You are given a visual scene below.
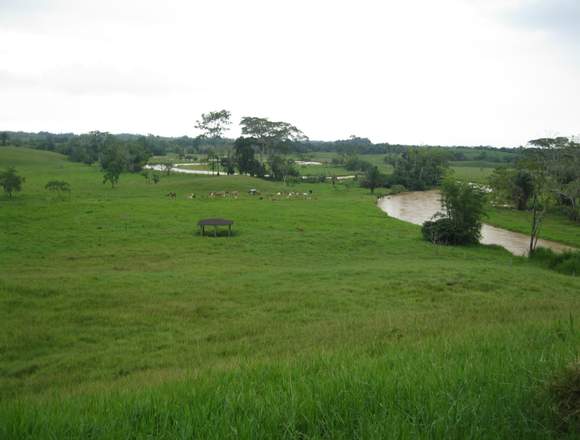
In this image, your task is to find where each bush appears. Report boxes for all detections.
[422,178,486,245]
[389,184,407,195]
[344,157,373,173]
[529,247,580,276]
[45,180,71,199]
[421,217,479,245]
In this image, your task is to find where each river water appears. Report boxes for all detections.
[378,190,575,256]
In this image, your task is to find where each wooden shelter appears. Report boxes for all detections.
[198,218,234,237]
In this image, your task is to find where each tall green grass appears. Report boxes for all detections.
[2,323,579,439]
[1,147,579,438]
[530,248,580,276]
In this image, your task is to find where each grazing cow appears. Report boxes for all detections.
[230,191,239,199]
[166,192,176,199]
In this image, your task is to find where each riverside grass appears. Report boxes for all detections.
[1,147,580,438]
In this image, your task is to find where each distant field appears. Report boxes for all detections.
[1,147,579,438]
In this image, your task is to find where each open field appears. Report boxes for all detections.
[1,147,580,438]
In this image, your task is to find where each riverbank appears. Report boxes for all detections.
[486,206,580,249]
[378,190,576,256]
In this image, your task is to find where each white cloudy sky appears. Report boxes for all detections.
[0,0,578,146]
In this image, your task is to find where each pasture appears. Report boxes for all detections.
[1,147,579,438]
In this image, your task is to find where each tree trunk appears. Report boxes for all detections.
[529,194,538,254]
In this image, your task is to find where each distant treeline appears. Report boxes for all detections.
[1,131,520,163]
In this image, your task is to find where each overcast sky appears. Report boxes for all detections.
[0,0,578,146]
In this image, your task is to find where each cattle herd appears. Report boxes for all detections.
[166,189,315,201]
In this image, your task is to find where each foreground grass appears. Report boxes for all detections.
[2,324,579,439]
[1,147,580,438]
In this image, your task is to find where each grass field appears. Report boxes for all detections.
[1,147,580,438]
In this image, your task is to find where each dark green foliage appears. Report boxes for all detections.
[240,116,308,159]
[389,184,407,194]
[45,180,71,199]
[513,169,534,209]
[389,148,449,190]
[268,155,299,181]
[0,167,24,198]
[0,131,8,146]
[360,166,384,194]
[525,137,580,221]
[233,137,262,176]
[422,217,462,244]
[489,168,534,210]
[422,178,487,245]
[100,143,127,188]
[344,156,373,173]
[529,247,580,276]
[220,155,236,175]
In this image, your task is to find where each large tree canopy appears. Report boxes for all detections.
[195,110,232,139]
[240,116,308,157]
[0,167,25,199]
[388,148,449,190]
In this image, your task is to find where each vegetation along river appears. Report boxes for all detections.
[378,190,575,256]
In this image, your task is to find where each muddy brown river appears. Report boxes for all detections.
[378,190,575,256]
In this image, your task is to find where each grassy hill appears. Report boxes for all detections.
[1,147,579,438]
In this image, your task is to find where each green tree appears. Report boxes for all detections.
[0,132,8,146]
[141,170,152,184]
[195,110,232,139]
[267,155,299,182]
[206,150,220,175]
[233,137,262,176]
[220,153,236,175]
[389,148,449,190]
[361,166,384,194]
[161,160,174,176]
[100,143,127,188]
[0,167,25,199]
[45,180,71,199]
[422,177,486,245]
[488,167,534,210]
[240,116,307,160]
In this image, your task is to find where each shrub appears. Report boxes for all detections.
[45,180,71,199]
[529,247,580,276]
[421,217,478,245]
[422,178,486,245]
[389,184,407,195]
